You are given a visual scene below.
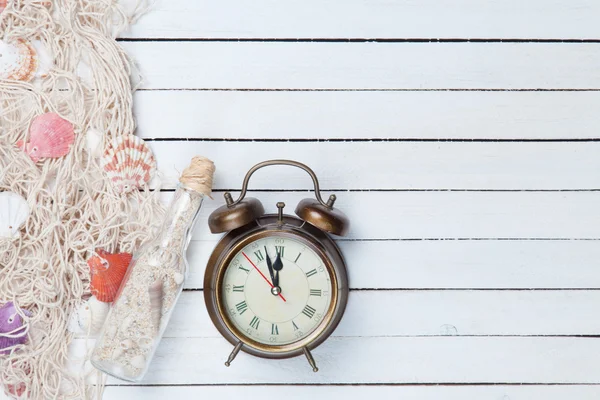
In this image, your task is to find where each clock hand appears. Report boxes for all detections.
[242,252,286,302]
[264,246,276,286]
[273,249,283,289]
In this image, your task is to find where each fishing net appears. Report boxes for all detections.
[0,0,163,398]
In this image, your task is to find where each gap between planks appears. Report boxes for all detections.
[118,38,600,43]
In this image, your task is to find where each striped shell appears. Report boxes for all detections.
[88,249,133,302]
[0,39,37,82]
[72,296,110,335]
[0,39,51,82]
[101,135,156,194]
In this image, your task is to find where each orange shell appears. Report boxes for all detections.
[88,249,133,302]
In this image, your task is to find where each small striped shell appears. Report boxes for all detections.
[0,39,37,82]
[101,135,156,194]
[70,296,110,335]
[0,39,51,82]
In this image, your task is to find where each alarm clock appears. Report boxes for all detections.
[204,160,349,372]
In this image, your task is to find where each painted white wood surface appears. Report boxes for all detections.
[91,337,600,384]
[150,141,600,190]
[120,0,600,39]
[123,42,600,90]
[134,91,600,140]
[161,290,600,337]
[52,0,600,398]
[105,385,600,400]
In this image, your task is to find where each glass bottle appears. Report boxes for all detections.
[91,157,214,382]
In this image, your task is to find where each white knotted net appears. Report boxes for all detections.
[0,1,164,398]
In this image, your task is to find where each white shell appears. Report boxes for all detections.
[0,39,51,81]
[138,336,153,349]
[75,296,110,335]
[111,346,125,361]
[130,354,146,369]
[31,39,52,78]
[148,280,163,332]
[85,128,104,158]
[0,191,30,239]
[0,39,36,81]
[173,272,184,285]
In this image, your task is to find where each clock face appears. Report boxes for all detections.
[221,235,333,346]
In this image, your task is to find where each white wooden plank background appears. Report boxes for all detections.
[24,0,600,398]
[120,0,600,39]
[134,91,600,139]
[123,42,600,90]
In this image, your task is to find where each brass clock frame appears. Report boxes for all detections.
[204,214,349,369]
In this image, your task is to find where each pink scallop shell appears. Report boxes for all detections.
[0,0,7,14]
[17,113,75,162]
[101,134,156,193]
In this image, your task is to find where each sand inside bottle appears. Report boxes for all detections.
[91,191,202,380]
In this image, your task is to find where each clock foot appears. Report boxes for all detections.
[224,341,244,367]
[303,347,319,372]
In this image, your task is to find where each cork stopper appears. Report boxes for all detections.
[179,156,216,197]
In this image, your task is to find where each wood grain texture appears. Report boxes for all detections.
[89,337,600,384]
[150,141,600,190]
[184,240,600,289]
[160,290,600,338]
[120,0,600,39]
[164,191,600,240]
[122,42,600,90]
[134,90,600,140]
[103,385,600,400]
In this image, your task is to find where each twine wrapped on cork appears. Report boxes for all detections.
[179,156,216,198]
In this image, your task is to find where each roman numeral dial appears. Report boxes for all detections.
[222,236,333,346]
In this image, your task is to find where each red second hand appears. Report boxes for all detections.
[242,252,286,302]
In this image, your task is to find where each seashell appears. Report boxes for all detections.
[0,39,51,82]
[173,272,184,285]
[0,39,37,82]
[101,134,156,194]
[0,302,31,355]
[138,336,153,349]
[85,127,104,157]
[0,191,29,239]
[31,39,52,78]
[148,280,163,332]
[0,0,6,14]
[111,346,124,361]
[119,339,134,350]
[130,354,146,369]
[74,296,109,335]
[17,113,75,162]
[88,249,133,302]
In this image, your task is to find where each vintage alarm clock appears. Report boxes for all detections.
[204,160,349,372]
